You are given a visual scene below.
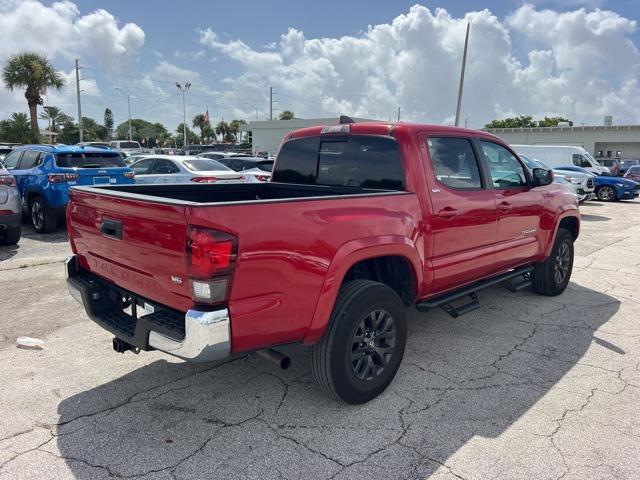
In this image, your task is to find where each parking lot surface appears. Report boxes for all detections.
[1,201,639,479]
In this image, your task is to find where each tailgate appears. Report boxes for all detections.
[67,188,193,312]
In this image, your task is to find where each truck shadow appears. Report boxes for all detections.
[55,283,619,479]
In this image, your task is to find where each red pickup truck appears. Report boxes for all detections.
[66,121,579,404]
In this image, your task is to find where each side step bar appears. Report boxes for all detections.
[416,266,534,318]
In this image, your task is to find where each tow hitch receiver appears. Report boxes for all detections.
[112,337,139,354]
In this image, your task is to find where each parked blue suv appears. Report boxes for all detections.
[1,145,135,233]
[556,165,639,202]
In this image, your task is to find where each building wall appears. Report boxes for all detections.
[241,117,374,154]
[486,125,640,159]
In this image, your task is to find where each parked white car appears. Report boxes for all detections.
[520,155,595,202]
[129,155,245,184]
[513,144,609,175]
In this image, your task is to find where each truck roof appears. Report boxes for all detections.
[285,121,502,142]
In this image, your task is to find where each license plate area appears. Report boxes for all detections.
[93,176,110,185]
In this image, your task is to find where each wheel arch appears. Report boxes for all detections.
[302,236,422,345]
[543,212,580,257]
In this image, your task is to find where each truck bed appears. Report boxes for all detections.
[71,182,401,205]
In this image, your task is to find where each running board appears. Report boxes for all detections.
[416,266,534,318]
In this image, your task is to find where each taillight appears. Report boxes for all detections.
[123,171,135,179]
[0,175,16,187]
[191,176,218,183]
[186,226,238,304]
[48,173,78,183]
[255,174,269,182]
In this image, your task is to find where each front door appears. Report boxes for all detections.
[477,140,544,270]
[420,135,498,294]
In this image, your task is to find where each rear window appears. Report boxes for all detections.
[55,153,126,168]
[273,135,404,190]
[257,160,274,172]
[119,142,140,149]
[183,159,231,171]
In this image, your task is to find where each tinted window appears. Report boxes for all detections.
[183,159,231,171]
[119,142,140,149]
[18,151,42,169]
[56,153,126,168]
[200,153,224,160]
[257,160,274,172]
[150,159,180,174]
[572,154,591,168]
[1,150,22,169]
[273,136,404,190]
[427,137,482,189]
[480,141,528,188]
[131,158,154,175]
[628,166,640,173]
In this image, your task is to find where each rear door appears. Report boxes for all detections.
[11,150,44,200]
[130,158,155,184]
[148,158,184,183]
[420,135,498,293]
[477,140,544,270]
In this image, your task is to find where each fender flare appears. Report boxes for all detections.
[542,208,580,257]
[302,235,423,345]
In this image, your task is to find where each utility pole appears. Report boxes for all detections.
[75,59,83,142]
[397,106,401,122]
[454,22,470,127]
[269,86,273,121]
[176,82,191,148]
[115,87,132,140]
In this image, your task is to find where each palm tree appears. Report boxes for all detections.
[0,113,32,143]
[279,110,295,120]
[229,119,247,142]
[2,52,65,132]
[39,106,72,133]
[215,120,230,142]
[192,114,209,143]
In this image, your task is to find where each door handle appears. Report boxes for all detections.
[498,202,512,212]
[437,207,459,219]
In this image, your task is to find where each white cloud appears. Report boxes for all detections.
[199,4,640,126]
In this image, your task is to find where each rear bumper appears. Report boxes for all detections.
[0,212,21,229]
[65,255,230,362]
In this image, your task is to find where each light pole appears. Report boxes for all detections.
[176,82,191,148]
[115,87,132,141]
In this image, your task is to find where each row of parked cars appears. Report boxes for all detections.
[0,143,275,245]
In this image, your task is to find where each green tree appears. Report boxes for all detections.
[278,110,295,120]
[192,113,211,143]
[2,52,65,133]
[39,106,72,133]
[104,108,114,139]
[0,112,39,143]
[537,116,573,127]
[57,116,107,144]
[176,123,199,145]
[229,119,247,142]
[114,119,169,147]
[216,120,234,142]
[484,115,536,129]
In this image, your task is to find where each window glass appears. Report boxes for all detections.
[183,159,231,171]
[18,151,42,169]
[1,150,22,169]
[480,141,528,188]
[131,158,154,175]
[273,136,321,184]
[256,160,274,172]
[118,141,140,149]
[55,153,126,168]
[427,137,482,189]
[150,159,180,174]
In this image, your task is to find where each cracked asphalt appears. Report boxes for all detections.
[1,200,639,479]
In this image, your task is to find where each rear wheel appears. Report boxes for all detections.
[30,197,57,233]
[0,225,21,245]
[532,228,574,296]
[596,185,616,202]
[311,280,407,404]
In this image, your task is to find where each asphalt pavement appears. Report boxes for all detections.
[1,201,639,479]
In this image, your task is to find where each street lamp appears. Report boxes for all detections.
[176,82,191,148]
[115,87,132,141]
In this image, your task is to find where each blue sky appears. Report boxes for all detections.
[1,1,639,131]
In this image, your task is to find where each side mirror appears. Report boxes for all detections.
[533,168,554,186]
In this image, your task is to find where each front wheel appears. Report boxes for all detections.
[596,185,616,202]
[532,228,574,296]
[311,280,407,404]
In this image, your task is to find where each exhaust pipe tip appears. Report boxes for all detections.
[257,348,291,370]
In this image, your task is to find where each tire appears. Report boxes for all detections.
[596,185,616,202]
[532,228,574,296]
[30,197,57,233]
[311,280,407,404]
[0,225,21,245]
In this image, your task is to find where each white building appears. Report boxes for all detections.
[240,117,375,155]
[485,124,640,160]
